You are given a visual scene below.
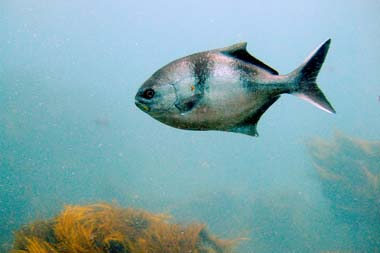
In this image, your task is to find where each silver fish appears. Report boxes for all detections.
[135,39,335,137]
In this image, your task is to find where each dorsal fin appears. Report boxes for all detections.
[219,42,279,75]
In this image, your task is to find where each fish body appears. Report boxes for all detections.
[135,39,335,136]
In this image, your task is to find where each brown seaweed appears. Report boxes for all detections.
[12,203,235,253]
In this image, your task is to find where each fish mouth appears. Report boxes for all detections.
[135,100,150,112]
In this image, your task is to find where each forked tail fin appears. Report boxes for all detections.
[290,39,336,114]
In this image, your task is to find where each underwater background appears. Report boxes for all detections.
[0,0,379,252]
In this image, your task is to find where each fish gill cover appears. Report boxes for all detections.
[11,203,236,253]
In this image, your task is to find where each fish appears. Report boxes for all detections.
[135,39,335,137]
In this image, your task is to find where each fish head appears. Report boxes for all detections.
[136,57,205,129]
[135,66,181,119]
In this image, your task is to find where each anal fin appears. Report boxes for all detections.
[229,124,259,137]
[228,95,280,137]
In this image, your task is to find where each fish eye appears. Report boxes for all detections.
[143,88,155,99]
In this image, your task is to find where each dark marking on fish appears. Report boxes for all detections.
[234,62,258,91]
[191,54,212,89]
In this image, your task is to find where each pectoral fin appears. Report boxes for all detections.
[175,93,203,114]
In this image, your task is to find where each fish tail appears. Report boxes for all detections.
[289,39,336,114]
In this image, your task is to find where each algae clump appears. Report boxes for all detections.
[308,132,380,250]
[12,203,234,253]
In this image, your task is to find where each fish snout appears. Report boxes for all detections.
[135,95,151,112]
[134,90,152,112]
[135,101,150,112]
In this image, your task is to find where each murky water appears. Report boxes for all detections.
[1,1,379,252]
